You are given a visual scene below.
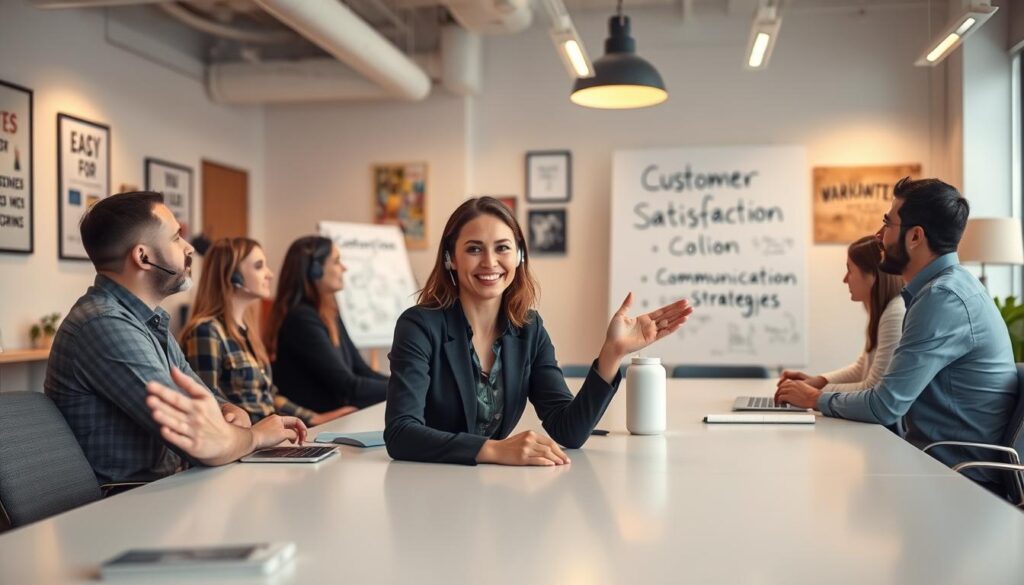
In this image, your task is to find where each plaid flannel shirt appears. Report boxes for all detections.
[182,317,315,425]
[45,275,225,485]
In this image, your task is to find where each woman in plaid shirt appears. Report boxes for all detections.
[181,238,356,427]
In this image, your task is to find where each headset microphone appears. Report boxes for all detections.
[141,254,177,276]
[230,271,256,296]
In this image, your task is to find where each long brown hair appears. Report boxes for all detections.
[419,197,539,328]
[180,237,271,367]
[848,235,903,353]
[264,236,339,357]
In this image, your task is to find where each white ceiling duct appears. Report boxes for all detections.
[207,41,486,105]
[445,0,532,34]
[209,58,396,104]
[253,0,431,101]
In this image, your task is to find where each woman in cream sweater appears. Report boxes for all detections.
[780,235,905,393]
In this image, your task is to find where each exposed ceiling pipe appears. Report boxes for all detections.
[207,34,487,105]
[444,0,532,34]
[158,2,297,44]
[253,0,431,101]
[209,58,397,104]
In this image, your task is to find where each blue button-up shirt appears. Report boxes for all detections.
[46,275,222,485]
[817,253,1018,484]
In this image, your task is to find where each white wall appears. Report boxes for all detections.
[0,2,265,389]
[264,3,938,373]
[262,95,469,280]
[961,0,1016,297]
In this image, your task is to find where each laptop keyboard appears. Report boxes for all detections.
[746,396,776,409]
[258,446,335,458]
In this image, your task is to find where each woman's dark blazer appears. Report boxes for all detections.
[384,302,622,465]
[273,302,389,412]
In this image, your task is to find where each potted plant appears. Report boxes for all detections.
[30,312,61,350]
[994,297,1024,362]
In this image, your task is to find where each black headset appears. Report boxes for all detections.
[306,237,332,282]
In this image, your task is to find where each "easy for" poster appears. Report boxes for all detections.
[58,113,109,260]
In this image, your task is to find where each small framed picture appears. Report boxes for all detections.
[145,158,194,238]
[526,151,571,203]
[528,209,567,256]
[494,195,517,216]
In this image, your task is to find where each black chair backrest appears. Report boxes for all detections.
[1001,364,1024,504]
[671,365,771,379]
[0,392,102,530]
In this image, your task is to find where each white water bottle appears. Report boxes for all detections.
[626,356,666,435]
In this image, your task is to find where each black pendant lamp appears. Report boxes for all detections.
[570,0,667,109]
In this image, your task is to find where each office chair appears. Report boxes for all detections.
[0,392,103,531]
[671,365,771,379]
[923,363,1024,508]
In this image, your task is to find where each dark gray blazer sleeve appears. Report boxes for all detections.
[528,314,621,449]
[384,310,488,464]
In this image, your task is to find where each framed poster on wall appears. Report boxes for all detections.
[526,150,571,203]
[0,79,33,254]
[528,208,567,255]
[58,113,110,260]
[145,158,194,238]
[812,164,922,244]
[373,162,427,249]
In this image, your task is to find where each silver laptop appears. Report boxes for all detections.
[240,445,338,463]
[732,396,809,412]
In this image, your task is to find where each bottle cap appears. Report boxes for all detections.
[631,356,661,365]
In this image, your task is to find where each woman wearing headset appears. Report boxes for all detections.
[265,236,389,413]
[181,238,356,426]
[385,197,693,466]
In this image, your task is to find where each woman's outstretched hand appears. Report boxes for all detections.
[595,293,693,382]
[604,292,693,357]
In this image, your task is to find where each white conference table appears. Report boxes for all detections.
[2,378,1023,584]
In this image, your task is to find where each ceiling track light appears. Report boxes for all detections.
[745,0,781,70]
[915,0,997,67]
[541,0,595,79]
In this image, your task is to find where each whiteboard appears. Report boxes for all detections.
[318,222,418,348]
[610,146,808,367]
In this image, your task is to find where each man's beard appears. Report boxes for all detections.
[151,251,193,296]
[878,236,910,275]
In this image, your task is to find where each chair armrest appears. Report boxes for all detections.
[952,461,1024,473]
[922,441,1020,464]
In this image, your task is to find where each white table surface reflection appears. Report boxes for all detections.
[1,378,1022,584]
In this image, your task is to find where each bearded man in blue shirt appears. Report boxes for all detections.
[777,177,1018,496]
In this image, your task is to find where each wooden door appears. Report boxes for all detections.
[201,160,248,239]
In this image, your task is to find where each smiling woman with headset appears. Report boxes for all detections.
[264,236,390,415]
[180,238,356,427]
[384,197,693,466]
